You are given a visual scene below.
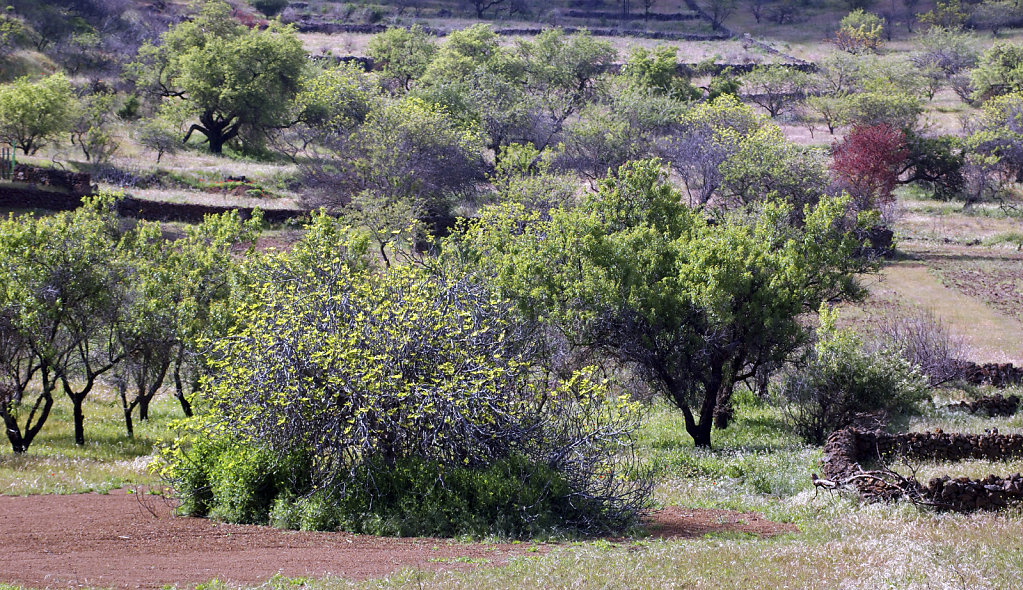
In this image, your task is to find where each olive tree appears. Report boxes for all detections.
[452,160,878,448]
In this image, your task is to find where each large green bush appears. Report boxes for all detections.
[159,218,648,538]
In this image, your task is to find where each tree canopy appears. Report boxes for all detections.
[451,160,878,448]
[132,0,307,153]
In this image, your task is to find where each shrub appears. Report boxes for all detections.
[835,10,884,54]
[867,306,969,387]
[251,0,288,17]
[160,221,649,537]
[781,307,930,445]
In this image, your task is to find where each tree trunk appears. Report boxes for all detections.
[121,392,134,439]
[173,360,194,418]
[72,395,85,446]
[2,382,55,453]
[139,396,150,421]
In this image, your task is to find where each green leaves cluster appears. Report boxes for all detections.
[452,160,877,448]
[0,73,76,155]
[0,199,261,451]
[131,0,306,153]
[781,307,930,445]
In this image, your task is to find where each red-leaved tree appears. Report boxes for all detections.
[831,124,909,220]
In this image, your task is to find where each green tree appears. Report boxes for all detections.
[0,73,76,155]
[453,160,877,448]
[367,25,436,92]
[304,97,486,248]
[657,94,766,205]
[131,0,307,153]
[622,45,700,100]
[69,92,119,163]
[739,66,811,118]
[0,198,133,449]
[916,0,968,30]
[971,43,1023,103]
[835,9,885,53]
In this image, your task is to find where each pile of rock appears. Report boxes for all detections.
[819,428,1023,511]
[947,394,1021,417]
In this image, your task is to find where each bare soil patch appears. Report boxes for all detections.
[0,490,793,589]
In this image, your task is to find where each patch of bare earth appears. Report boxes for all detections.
[0,490,793,589]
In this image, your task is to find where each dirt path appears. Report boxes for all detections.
[0,490,795,589]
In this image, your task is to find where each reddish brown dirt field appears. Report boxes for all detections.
[0,490,796,589]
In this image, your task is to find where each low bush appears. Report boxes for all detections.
[781,307,931,445]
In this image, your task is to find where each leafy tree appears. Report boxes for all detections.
[69,91,119,163]
[966,92,1023,196]
[131,0,307,153]
[250,0,288,17]
[367,25,436,92]
[739,66,811,118]
[490,143,577,211]
[657,94,766,205]
[165,211,263,418]
[469,0,508,18]
[0,73,76,155]
[912,26,978,83]
[805,94,852,135]
[135,116,181,163]
[844,85,924,131]
[294,62,377,137]
[901,133,965,199]
[831,124,909,218]
[814,53,864,95]
[622,45,700,100]
[970,0,1023,36]
[706,0,737,30]
[916,0,968,29]
[304,97,486,244]
[453,160,877,448]
[706,67,741,101]
[0,198,133,449]
[835,10,885,54]
[562,84,684,180]
[971,43,1023,103]
[418,28,614,157]
[421,24,508,87]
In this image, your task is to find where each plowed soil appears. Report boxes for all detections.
[0,489,796,589]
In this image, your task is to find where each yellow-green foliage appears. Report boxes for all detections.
[161,216,648,535]
[0,72,76,154]
[836,10,884,54]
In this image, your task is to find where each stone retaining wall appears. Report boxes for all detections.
[947,394,1021,417]
[959,362,1023,388]
[821,428,1023,511]
[11,165,92,196]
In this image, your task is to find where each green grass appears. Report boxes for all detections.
[0,390,180,495]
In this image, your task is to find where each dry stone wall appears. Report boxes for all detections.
[821,428,1023,511]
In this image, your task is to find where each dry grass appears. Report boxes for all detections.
[860,255,1023,364]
